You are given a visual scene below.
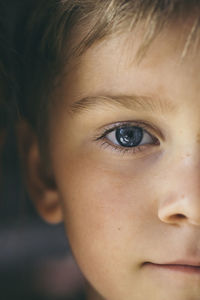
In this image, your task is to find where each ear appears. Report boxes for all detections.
[17,120,63,224]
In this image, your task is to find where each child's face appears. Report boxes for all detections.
[35,22,200,300]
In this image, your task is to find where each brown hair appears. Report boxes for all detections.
[17,0,200,139]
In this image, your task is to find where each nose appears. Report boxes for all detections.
[158,194,200,226]
[158,157,200,227]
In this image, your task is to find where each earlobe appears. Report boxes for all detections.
[17,121,63,224]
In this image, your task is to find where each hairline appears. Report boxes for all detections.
[20,1,200,148]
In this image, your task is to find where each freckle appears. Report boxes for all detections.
[118,227,121,231]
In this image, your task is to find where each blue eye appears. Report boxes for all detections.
[95,121,160,155]
[106,126,154,148]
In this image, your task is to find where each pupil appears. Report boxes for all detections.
[116,126,143,147]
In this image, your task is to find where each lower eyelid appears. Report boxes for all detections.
[98,139,156,156]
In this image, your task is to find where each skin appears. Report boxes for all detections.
[34,22,200,300]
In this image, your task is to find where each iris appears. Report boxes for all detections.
[115,126,143,147]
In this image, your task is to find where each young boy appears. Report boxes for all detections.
[18,0,200,299]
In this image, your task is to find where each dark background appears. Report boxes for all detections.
[1,1,84,299]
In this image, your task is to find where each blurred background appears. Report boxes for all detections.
[0,1,85,299]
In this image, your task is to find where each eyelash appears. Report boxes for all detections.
[94,121,160,155]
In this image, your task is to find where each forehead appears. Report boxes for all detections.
[59,22,200,109]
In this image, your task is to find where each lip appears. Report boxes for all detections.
[144,261,200,274]
[163,260,200,267]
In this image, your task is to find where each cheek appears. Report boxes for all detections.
[53,153,157,253]
[51,151,161,298]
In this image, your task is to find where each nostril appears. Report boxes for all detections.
[171,214,187,222]
[175,214,186,219]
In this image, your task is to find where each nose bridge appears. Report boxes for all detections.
[168,149,200,192]
[158,151,200,226]
[179,152,200,192]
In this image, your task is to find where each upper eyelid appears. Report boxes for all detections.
[95,120,162,141]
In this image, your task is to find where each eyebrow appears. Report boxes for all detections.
[70,94,177,115]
